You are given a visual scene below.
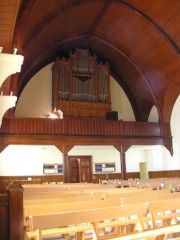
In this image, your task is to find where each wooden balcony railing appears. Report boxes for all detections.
[0,117,171,138]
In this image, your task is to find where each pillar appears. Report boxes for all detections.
[120,151,127,180]
[56,145,74,183]
[114,145,130,180]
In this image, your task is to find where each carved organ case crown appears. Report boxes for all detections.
[52,49,111,118]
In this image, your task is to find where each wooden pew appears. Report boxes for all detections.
[24,183,180,240]
[25,203,147,240]
[23,189,179,206]
[148,198,180,229]
[23,184,149,195]
[24,192,180,216]
[23,187,153,206]
[24,191,180,239]
[120,178,180,190]
[23,183,115,193]
[108,224,180,240]
[24,193,180,239]
[23,185,161,200]
[23,186,141,199]
[25,200,180,240]
[109,198,180,240]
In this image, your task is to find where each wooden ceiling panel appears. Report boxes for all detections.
[123,0,180,50]
[23,1,107,49]
[0,0,179,122]
[94,2,132,35]
[24,0,65,39]
[95,2,175,64]
[0,0,21,52]
[92,1,177,117]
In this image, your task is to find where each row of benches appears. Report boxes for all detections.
[37,178,180,190]
[102,178,180,190]
[23,183,180,240]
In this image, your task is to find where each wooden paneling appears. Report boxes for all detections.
[0,0,21,52]
[1,0,179,124]
[93,170,180,183]
[1,171,179,185]
[0,118,172,153]
[0,193,8,239]
[0,117,170,137]
[0,182,24,240]
[0,175,63,189]
[93,172,139,183]
[56,101,111,118]
[149,170,180,179]
[124,0,180,49]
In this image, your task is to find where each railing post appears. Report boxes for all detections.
[6,181,24,240]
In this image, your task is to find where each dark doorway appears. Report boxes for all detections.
[68,156,92,183]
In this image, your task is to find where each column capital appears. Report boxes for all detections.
[114,145,130,153]
[55,144,74,154]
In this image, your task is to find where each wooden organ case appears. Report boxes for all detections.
[52,49,112,118]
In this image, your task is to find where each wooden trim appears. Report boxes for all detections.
[0,117,171,137]
[0,170,179,185]
[93,170,180,183]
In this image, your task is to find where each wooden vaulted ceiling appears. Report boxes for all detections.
[0,0,179,123]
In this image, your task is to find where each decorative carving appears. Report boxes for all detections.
[0,96,17,127]
[0,53,24,88]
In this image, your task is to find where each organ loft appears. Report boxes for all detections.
[52,48,118,120]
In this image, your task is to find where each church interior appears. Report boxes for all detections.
[0,0,180,239]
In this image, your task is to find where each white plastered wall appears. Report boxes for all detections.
[0,64,179,176]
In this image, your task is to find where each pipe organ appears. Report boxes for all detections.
[52,49,111,118]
